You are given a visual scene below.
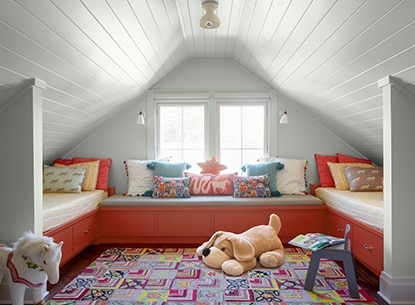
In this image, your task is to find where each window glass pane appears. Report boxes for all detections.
[159,105,205,170]
[219,104,265,173]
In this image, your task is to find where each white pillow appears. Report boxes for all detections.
[125,158,170,196]
[277,158,307,194]
[258,156,307,194]
[125,159,155,196]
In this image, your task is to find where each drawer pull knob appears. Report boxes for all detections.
[363,244,373,252]
[335,227,343,233]
[83,229,90,234]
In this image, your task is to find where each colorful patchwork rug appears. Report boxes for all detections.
[47,247,377,304]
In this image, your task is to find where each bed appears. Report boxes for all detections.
[312,153,384,275]
[315,187,383,231]
[43,190,107,232]
[312,185,384,275]
[43,157,112,265]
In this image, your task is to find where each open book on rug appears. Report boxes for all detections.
[289,232,345,251]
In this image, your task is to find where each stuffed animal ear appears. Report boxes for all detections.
[196,231,225,256]
[268,214,281,234]
[228,235,255,262]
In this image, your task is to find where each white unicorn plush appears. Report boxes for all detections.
[0,232,63,305]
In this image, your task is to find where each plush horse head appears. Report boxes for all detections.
[0,232,63,305]
[13,231,63,284]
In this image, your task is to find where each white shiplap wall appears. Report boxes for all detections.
[0,0,415,165]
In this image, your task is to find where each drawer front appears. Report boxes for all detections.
[157,212,211,236]
[100,211,155,236]
[326,211,350,238]
[45,227,73,265]
[73,214,98,251]
[353,227,383,273]
[214,213,270,233]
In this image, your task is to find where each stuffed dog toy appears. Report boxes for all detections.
[196,213,284,276]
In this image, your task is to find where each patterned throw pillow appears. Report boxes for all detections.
[43,167,86,193]
[327,162,374,190]
[233,174,271,198]
[185,173,235,195]
[344,167,383,192]
[55,161,100,191]
[241,162,284,197]
[152,176,191,198]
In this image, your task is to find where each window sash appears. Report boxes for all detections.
[155,94,269,173]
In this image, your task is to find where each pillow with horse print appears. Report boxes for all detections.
[43,167,86,193]
[345,166,383,192]
[185,173,235,195]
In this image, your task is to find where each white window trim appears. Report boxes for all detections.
[147,90,275,162]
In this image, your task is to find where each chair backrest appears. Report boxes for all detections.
[343,224,351,249]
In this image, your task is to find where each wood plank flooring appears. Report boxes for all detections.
[46,243,388,305]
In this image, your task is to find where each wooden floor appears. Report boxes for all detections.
[47,243,388,305]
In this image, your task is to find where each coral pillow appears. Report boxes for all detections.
[345,167,383,192]
[336,153,372,164]
[53,158,74,165]
[152,176,190,198]
[233,175,271,198]
[197,157,227,175]
[73,157,112,191]
[185,173,235,195]
[314,154,338,187]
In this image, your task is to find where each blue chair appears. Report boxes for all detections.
[304,224,359,298]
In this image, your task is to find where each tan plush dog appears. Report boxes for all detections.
[196,213,284,276]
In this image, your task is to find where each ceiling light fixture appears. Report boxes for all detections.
[199,0,221,29]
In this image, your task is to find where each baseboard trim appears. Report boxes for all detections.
[379,271,415,304]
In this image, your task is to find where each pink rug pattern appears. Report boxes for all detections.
[47,247,377,304]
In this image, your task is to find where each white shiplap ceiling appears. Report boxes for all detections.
[1,0,415,165]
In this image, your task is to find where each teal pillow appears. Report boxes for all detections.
[147,161,191,178]
[241,162,284,197]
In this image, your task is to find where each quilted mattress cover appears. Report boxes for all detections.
[315,187,383,231]
[43,190,107,232]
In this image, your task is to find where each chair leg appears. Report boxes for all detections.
[342,254,360,298]
[304,253,321,291]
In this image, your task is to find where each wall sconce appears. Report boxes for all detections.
[279,110,288,124]
[136,111,147,125]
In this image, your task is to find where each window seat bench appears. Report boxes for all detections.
[98,194,326,245]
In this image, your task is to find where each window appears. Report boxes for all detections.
[219,103,266,172]
[155,95,269,173]
[157,104,206,168]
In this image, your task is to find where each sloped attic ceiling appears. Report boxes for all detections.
[1,0,415,165]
